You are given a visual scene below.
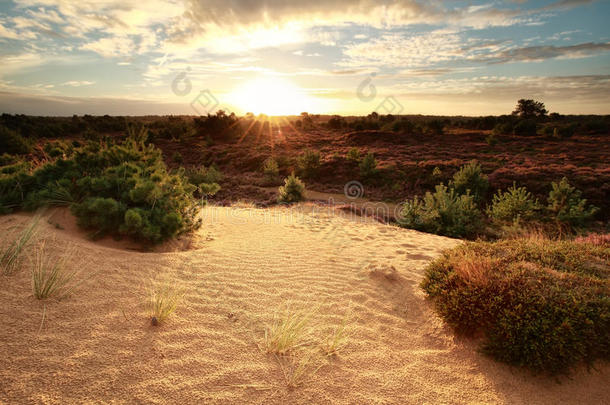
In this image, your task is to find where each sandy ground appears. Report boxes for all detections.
[0,205,608,404]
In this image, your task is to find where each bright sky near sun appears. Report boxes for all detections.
[0,0,609,116]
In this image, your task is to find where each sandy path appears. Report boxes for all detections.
[0,205,607,404]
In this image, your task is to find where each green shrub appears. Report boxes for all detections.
[346,148,361,162]
[488,183,541,224]
[297,149,320,178]
[359,152,378,179]
[513,119,537,136]
[185,165,223,186]
[547,177,598,229]
[278,173,306,203]
[449,160,489,203]
[398,184,483,238]
[0,134,200,243]
[421,237,609,374]
[0,125,31,154]
[262,157,279,183]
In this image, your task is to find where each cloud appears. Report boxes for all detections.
[340,30,610,70]
[475,42,610,63]
[62,80,95,87]
[80,36,136,58]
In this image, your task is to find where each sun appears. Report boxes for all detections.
[228,77,314,116]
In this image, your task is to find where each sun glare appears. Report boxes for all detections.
[229,77,314,116]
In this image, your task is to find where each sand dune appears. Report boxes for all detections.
[0,205,607,404]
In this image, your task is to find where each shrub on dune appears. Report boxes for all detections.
[488,183,541,224]
[0,130,201,243]
[421,237,609,374]
[398,184,483,238]
[547,177,598,231]
[278,173,306,203]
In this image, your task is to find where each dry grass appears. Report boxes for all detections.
[320,309,353,356]
[147,280,184,325]
[31,241,79,300]
[263,306,314,355]
[1,214,41,275]
[452,250,498,287]
[276,349,323,389]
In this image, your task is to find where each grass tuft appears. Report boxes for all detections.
[31,241,79,299]
[264,306,313,355]
[1,214,41,275]
[320,309,353,356]
[148,280,184,325]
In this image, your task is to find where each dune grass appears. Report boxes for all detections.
[31,241,79,299]
[1,214,41,275]
[276,349,323,388]
[320,309,353,357]
[148,280,184,325]
[263,306,314,355]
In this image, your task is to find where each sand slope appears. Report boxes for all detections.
[0,205,607,404]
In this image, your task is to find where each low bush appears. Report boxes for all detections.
[262,157,280,183]
[346,147,361,162]
[297,149,320,178]
[488,183,541,224]
[0,125,31,155]
[398,184,483,238]
[449,160,489,203]
[421,237,609,374]
[278,173,306,203]
[512,119,537,136]
[0,133,201,243]
[547,177,598,230]
[359,152,378,179]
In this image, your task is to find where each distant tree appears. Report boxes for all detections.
[512,99,548,118]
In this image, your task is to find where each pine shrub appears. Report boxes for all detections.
[398,184,483,238]
[278,173,306,203]
[449,160,489,203]
[547,177,598,229]
[488,183,541,224]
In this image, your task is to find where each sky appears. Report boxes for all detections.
[0,0,609,116]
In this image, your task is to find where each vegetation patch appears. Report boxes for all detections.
[0,130,206,243]
[421,236,609,374]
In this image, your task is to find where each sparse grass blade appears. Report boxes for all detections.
[264,306,314,355]
[321,309,353,356]
[1,214,42,275]
[148,281,184,325]
[31,241,79,299]
[277,350,324,389]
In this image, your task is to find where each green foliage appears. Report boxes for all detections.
[358,152,378,179]
[488,183,541,224]
[297,149,321,178]
[199,182,221,197]
[432,166,442,178]
[512,119,537,136]
[185,165,223,186]
[421,238,609,374]
[346,148,361,162]
[262,157,280,183]
[278,173,306,203]
[171,151,183,164]
[547,177,598,229]
[0,135,200,243]
[398,184,483,238]
[449,160,489,203]
[0,125,31,155]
